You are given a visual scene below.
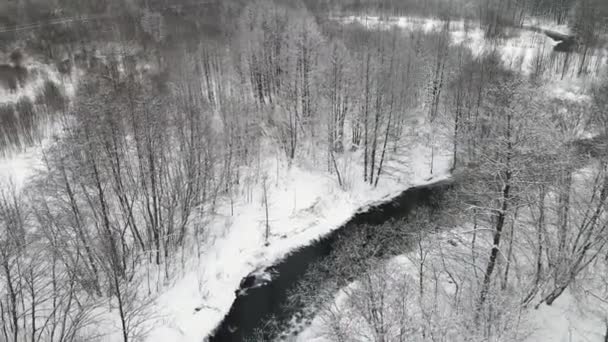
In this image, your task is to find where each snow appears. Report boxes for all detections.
[522,18,571,37]
[141,145,452,342]
[295,160,608,342]
[0,116,71,190]
[0,59,78,106]
[294,224,525,342]
[341,15,550,74]
[547,79,593,103]
[526,290,606,342]
[295,254,420,342]
[1,14,604,342]
[0,143,44,189]
[338,15,608,78]
[0,58,78,188]
[338,15,466,33]
[0,51,452,342]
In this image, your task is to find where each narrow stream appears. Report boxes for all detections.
[208,179,451,342]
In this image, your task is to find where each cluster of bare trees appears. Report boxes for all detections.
[445,69,608,337]
[0,1,458,338]
[235,0,470,185]
[295,42,608,340]
[277,7,608,334]
[0,32,256,340]
[0,49,66,156]
[1,0,608,341]
[0,79,66,156]
[0,183,105,342]
[528,0,608,79]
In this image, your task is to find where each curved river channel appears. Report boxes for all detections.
[208,179,451,342]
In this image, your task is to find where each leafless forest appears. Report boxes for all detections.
[0,0,608,341]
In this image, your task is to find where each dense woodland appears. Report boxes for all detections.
[0,0,608,341]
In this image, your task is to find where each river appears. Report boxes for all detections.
[208,179,452,342]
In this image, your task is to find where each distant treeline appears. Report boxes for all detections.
[305,0,601,23]
[0,80,65,156]
[2,0,607,60]
[0,0,244,55]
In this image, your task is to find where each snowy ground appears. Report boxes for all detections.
[0,58,78,106]
[522,18,571,36]
[291,19,608,341]
[0,129,450,342]
[295,254,423,342]
[140,142,452,342]
[0,140,44,188]
[0,50,451,342]
[293,223,521,342]
[338,15,557,74]
[0,59,78,188]
[338,15,608,78]
[295,223,608,342]
[3,14,605,342]
[527,289,607,342]
[296,166,608,342]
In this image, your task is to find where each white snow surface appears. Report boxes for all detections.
[141,148,452,342]
[526,289,607,342]
[0,142,44,189]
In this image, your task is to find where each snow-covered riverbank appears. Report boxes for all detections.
[142,143,451,342]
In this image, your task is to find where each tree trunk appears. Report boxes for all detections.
[363,53,371,182]
[113,267,129,342]
[2,259,18,342]
[502,209,518,290]
[478,181,510,310]
[478,109,512,314]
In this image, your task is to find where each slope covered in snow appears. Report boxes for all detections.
[140,142,452,342]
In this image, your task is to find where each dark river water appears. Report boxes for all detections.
[207,179,451,342]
